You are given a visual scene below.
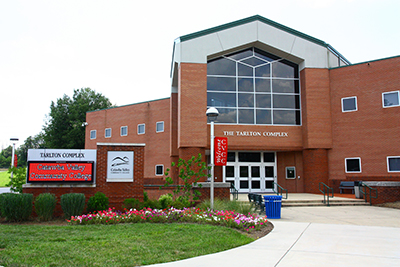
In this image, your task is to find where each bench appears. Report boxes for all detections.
[248,193,264,213]
[339,181,355,194]
[230,183,238,200]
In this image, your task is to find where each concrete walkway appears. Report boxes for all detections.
[148,194,400,267]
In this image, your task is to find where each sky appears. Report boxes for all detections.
[1,0,399,149]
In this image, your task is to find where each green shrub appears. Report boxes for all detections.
[1,193,33,221]
[0,193,4,218]
[123,198,141,210]
[197,198,255,214]
[87,192,109,213]
[35,193,57,221]
[60,193,86,219]
[143,191,149,202]
[142,199,161,210]
[171,199,188,209]
[158,194,173,209]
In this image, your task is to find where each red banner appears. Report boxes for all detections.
[27,162,94,182]
[214,137,228,166]
[14,154,18,168]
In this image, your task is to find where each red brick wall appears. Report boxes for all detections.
[300,68,333,149]
[329,57,400,183]
[85,98,171,183]
[196,187,230,201]
[276,151,304,193]
[178,63,208,148]
[303,149,329,193]
[365,186,400,205]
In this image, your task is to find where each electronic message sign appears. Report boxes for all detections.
[27,161,94,183]
[27,149,96,183]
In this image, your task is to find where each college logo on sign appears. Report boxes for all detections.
[215,137,228,166]
[111,156,129,167]
[107,151,134,182]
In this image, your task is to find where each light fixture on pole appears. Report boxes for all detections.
[206,107,219,210]
[10,137,19,180]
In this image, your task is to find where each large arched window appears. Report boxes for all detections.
[207,48,300,125]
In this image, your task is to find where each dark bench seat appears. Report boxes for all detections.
[339,181,355,194]
[248,193,264,213]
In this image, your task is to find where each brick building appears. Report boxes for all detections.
[85,15,400,195]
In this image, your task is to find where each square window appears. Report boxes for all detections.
[90,130,96,140]
[105,128,111,138]
[156,121,164,133]
[342,96,357,112]
[138,124,145,135]
[286,167,296,179]
[121,126,128,136]
[155,165,164,176]
[383,91,400,108]
[345,158,361,173]
[387,157,400,172]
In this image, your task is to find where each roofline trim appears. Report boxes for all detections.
[178,15,325,46]
[86,97,171,114]
[330,54,400,70]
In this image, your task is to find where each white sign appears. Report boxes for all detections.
[28,149,97,162]
[107,151,134,182]
[223,131,289,137]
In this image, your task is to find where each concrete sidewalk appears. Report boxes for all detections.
[148,194,400,267]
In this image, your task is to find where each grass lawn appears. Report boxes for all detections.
[0,171,10,187]
[0,223,254,266]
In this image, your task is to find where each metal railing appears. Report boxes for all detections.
[319,182,334,206]
[273,182,288,199]
[359,182,378,205]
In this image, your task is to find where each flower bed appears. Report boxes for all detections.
[67,207,268,232]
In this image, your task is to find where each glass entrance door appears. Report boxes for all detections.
[224,151,276,193]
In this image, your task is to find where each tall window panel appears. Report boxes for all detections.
[207,47,300,125]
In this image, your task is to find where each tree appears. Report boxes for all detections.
[43,88,113,149]
[17,133,45,167]
[163,154,210,206]
[0,146,12,168]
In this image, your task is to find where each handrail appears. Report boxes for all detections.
[273,182,288,199]
[359,182,378,205]
[319,182,334,206]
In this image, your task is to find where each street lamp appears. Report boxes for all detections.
[206,107,219,210]
[10,138,19,180]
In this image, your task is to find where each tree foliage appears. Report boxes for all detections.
[163,154,210,206]
[43,88,113,149]
[0,146,12,168]
[17,133,45,167]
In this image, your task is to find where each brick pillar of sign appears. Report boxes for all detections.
[96,143,145,210]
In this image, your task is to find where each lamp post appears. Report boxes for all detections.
[10,138,19,180]
[206,107,219,210]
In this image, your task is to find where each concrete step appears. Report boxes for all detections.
[282,199,369,207]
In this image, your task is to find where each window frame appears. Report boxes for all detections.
[207,47,301,126]
[137,124,145,135]
[155,165,164,176]
[345,157,362,173]
[105,128,112,138]
[387,156,400,172]
[341,96,358,112]
[285,166,296,179]
[382,91,400,108]
[90,130,97,140]
[156,121,164,133]
[120,126,128,137]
